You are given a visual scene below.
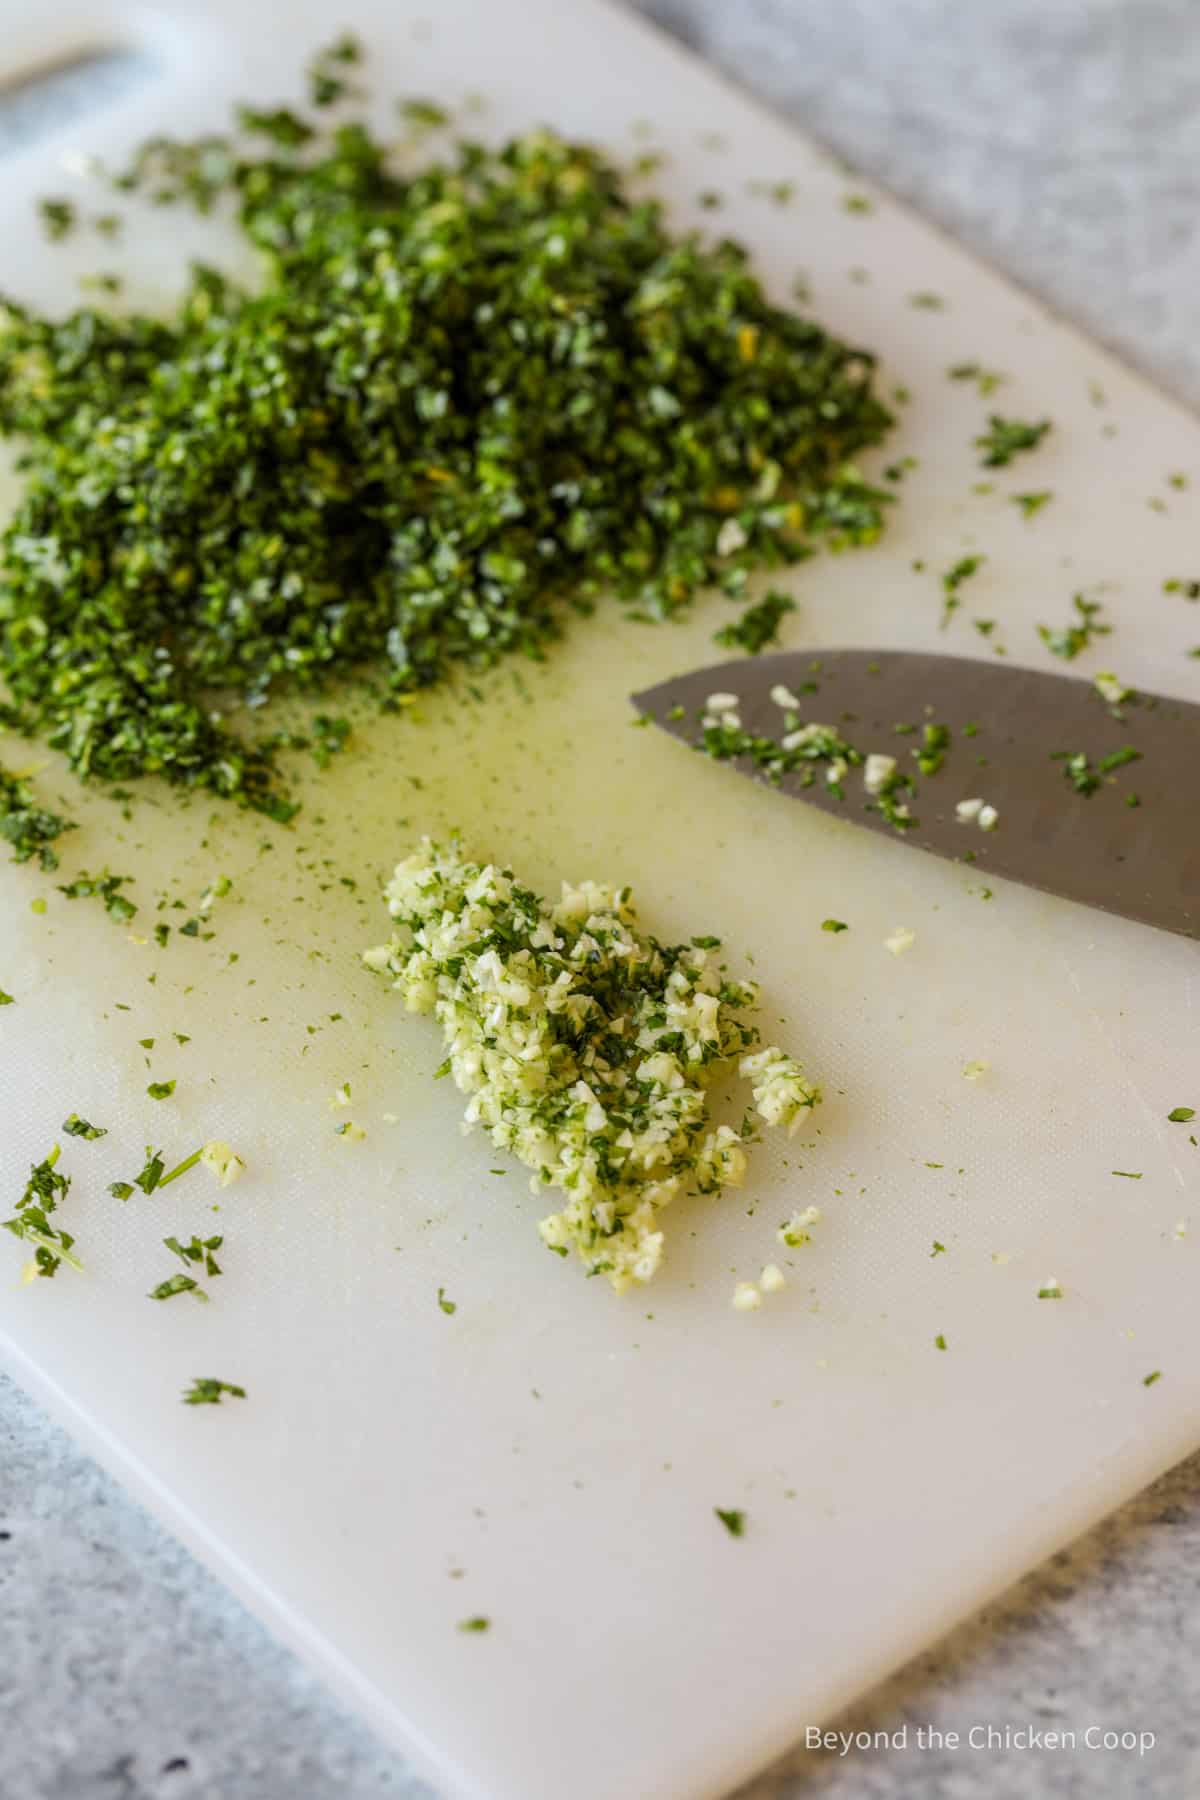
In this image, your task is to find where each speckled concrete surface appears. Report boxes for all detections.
[3,4,1200,1797]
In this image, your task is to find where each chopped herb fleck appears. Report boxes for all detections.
[61,1113,107,1140]
[948,362,1004,397]
[1167,1107,1196,1123]
[457,1615,491,1633]
[940,555,984,629]
[1012,490,1053,518]
[713,588,796,655]
[437,1286,457,1315]
[714,1507,746,1537]
[1143,1370,1163,1388]
[147,1080,176,1100]
[821,918,849,933]
[2,1143,80,1277]
[1037,594,1110,660]
[934,1333,947,1350]
[0,762,73,871]
[183,1377,246,1405]
[974,416,1051,468]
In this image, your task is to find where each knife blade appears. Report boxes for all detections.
[632,650,1200,939]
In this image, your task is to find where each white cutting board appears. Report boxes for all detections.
[2,3,1198,1797]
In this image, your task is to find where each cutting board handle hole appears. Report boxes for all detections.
[0,48,157,153]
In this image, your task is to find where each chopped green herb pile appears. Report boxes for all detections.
[2,1144,80,1277]
[0,55,893,819]
[183,1377,246,1405]
[974,416,1051,468]
[365,840,819,1290]
[0,762,73,871]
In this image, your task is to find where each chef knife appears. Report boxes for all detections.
[631,650,1199,939]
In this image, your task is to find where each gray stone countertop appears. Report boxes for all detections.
[3,3,1199,1796]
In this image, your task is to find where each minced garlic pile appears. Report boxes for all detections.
[364,841,819,1290]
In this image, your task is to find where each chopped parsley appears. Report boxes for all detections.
[948,362,1004,397]
[148,1271,207,1302]
[713,588,796,655]
[974,416,1052,468]
[0,990,12,1005]
[930,1240,946,1257]
[1012,490,1053,518]
[437,1286,457,1315]
[1037,594,1110,660]
[1167,1107,1195,1123]
[821,918,849,933]
[1053,746,1141,796]
[934,1333,947,1350]
[1163,579,1200,600]
[57,869,137,922]
[457,1615,491,1633]
[38,198,76,240]
[183,1377,246,1405]
[1112,1170,1143,1180]
[940,555,985,629]
[2,1143,80,1277]
[0,53,893,819]
[61,1113,107,1140]
[0,762,73,871]
[1143,1371,1163,1388]
[714,1507,746,1538]
[146,1080,177,1101]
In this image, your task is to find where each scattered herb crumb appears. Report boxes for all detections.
[1012,490,1053,518]
[821,918,849,933]
[1112,1169,1143,1179]
[1167,1107,1195,1123]
[437,1286,457,1315]
[1143,1371,1163,1388]
[940,555,985,628]
[62,1113,107,1140]
[2,1143,79,1277]
[1037,594,1110,660]
[714,1507,746,1538]
[0,763,73,871]
[974,416,1051,468]
[931,1241,946,1257]
[147,1080,176,1101]
[934,1333,947,1350]
[1037,1278,1064,1299]
[457,1616,491,1633]
[948,362,1004,397]
[183,1377,246,1405]
[714,588,796,656]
